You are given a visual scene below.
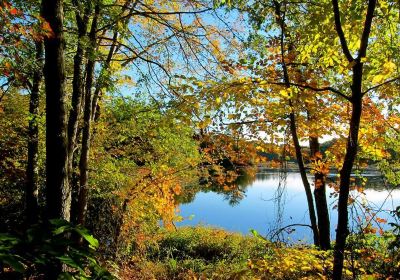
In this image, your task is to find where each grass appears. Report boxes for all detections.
[119,226,267,279]
[116,226,400,280]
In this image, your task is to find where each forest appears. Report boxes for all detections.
[0,0,400,279]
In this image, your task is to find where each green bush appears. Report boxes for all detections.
[137,226,267,279]
[0,219,114,279]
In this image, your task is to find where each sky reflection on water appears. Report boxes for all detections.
[177,172,400,243]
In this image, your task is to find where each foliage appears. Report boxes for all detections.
[114,226,400,279]
[121,226,267,279]
[1,0,400,278]
[246,231,400,279]
[87,97,201,257]
[0,219,114,279]
[198,131,260,194]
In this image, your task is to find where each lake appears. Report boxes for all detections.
[176,170,400,243]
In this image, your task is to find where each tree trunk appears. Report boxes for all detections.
[273,0,319,246]
[332,65,363,280]
[289,113,319,246]
[331,0,376,277]
[42,0,70,221]
[67,1,90,178]
[91,0,134,121]
[76,2,100,225]
[90,30,118,122]
[309,136,331,250]
[26,41,43,224]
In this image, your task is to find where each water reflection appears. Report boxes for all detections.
[177,170,400,243]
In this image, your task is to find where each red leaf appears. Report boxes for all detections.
[10,7,17,15]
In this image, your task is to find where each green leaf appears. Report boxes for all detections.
[74,228,99,249]
[249,229,268,242]
[53,225,72,235]
[0,254,26,273]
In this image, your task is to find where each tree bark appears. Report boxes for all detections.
[76,2,100,225]
[67,0,90,177]
[26,41,43,224]
[90,30,118,121]
[332,0,376,278]
[332,93,362,279]
[289,113,320,246]
[309,136,331,250]
[42,0,70,221]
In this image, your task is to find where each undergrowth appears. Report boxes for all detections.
[117,226,400,280]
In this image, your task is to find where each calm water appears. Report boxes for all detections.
[177,171,400,243]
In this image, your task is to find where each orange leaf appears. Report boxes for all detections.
[42,21,54,38]
[10,7,17,15]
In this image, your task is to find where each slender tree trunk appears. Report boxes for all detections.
[91,30,118,121]
[77,2,100,225]
[289,113,320,246]
[42,0,70,221]
[273,0,319,246]
[67,1,90,177]
[26,41,43,224]
[67,1,91,225]
[91,0,134,121]
[332,65,363,280]
[309,136,331,250]
[331,0,376,277]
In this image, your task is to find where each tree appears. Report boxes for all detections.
[330,1,377,277]
[26,41,43,224]
[214,1,399,277]
[41,0,70,221]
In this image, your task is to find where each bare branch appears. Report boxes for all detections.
[262,80,351,101]
[221,119,273,126]
[287,82,351,101]
[362,76,400,95]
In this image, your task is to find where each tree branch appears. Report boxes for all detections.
[331,0,354,62]
[362,76,400,95]
[266,80,351,101]
[221,119,273,126]
[358,0,377,59]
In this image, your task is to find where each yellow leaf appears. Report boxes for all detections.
[279,89,289,98]
[372,75,384,84]
[383,61,396,72]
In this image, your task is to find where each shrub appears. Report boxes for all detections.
[0,219,114,279]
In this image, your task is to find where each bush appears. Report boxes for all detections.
[127,226,268,279]
[0,219,114,279]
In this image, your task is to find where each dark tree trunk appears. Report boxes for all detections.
[67,1,91,225]
[332,65,363,280]
[26,41,43,224]
[289,113,320,246]
[77,2,100,225]
[332,0,376,278]
[273,0,319,246]
[42,0,70,221]
[90,30,118,121]
[332,97,362,279]
[309,136,331,250]
[67,1,90,178]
